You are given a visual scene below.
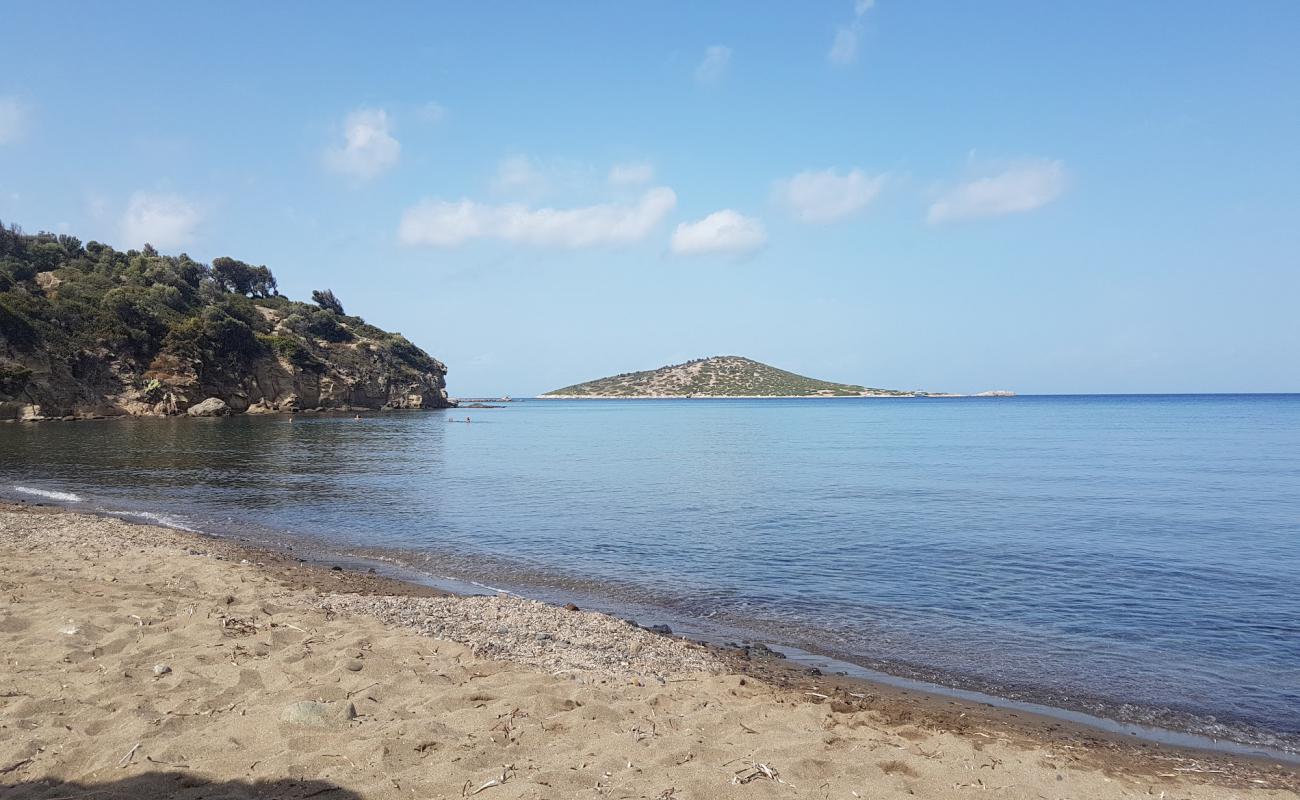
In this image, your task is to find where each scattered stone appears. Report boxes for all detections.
[647,624,673,636]
[315,594,720,678]
[344,659,364,672]
[280,700,357,726]
[153,664,171,676]
[186,397,231,417]
[331,566,343,572]
[563,603,580,612]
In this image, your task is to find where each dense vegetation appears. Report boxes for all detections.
[544,355,913,397]
[0,221,447,416]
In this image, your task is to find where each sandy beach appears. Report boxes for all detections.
[2,502,1296,799]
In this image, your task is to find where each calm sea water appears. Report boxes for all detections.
[2,396,1298,753]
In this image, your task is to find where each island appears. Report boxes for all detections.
[0,223,452,421]
[540,355,919,398]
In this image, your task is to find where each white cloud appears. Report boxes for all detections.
[418,101,447,124]
[608,162,655,187]
[120,192,203,249]
[828,0,876,66]
[0,97,29,145]
[490,155,604,199]
[828,26,860,65]
[324,108,400,179]
[775,168,886,223]
[491,155,549,195]
[695,45,732,86]
[928,159,1068,223]
[670,210,767,256]
[399,187,677,249]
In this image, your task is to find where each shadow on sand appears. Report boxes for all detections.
[2,771,363,799]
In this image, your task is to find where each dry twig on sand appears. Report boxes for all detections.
[463,764,514,796]
[732,761,784,785]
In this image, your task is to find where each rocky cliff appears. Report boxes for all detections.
[0,223,452,421]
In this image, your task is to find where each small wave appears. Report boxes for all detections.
[463,577,514,595]
[13,486,83,502]
[101,509,201,533]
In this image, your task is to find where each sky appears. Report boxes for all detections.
[2,2,1298,395]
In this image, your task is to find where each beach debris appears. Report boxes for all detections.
[59,621,80,636]
[280,700,357,726]
[152,663,172,676]
[118,742,141,768]
[463,764,514,795]
[733,761,784,785]
[221,615,258,637]
[344,659,364,672]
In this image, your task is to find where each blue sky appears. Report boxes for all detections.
[2,2,1297,395]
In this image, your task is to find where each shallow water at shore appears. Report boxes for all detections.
[2,395,1298,754]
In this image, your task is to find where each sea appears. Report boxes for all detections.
[2,395,1298,758]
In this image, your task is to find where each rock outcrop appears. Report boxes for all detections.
[0,224,453,421]
[186,398,231,417]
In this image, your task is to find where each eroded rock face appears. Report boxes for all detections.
[1,330,453,421]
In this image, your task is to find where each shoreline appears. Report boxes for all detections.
[2,502,1296,797]
[325,536,1300,761]
[0,405,457,424]
[6,487,1298,762]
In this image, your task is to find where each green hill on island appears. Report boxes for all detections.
[0,222,452,421]
[542,356,915,398]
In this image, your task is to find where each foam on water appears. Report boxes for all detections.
[100,509,201,533]
[13,486,83,502]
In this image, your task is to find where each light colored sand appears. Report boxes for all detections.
[1,506,1295,799]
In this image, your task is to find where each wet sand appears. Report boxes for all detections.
[2,502,1296,798]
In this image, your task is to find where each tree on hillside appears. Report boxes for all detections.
[311,289,344,315]
[212,257,277,298]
